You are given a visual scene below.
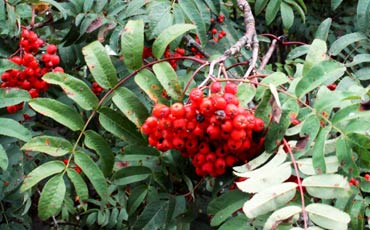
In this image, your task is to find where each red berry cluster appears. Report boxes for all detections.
[1,28,64,113]
[141,82,265,177]
[91,82,103,96]
[164,47,186,70]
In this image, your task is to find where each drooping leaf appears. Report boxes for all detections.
[287,45,310,60]
[0,88,30,108]
[152,62,182,101]
[208,190,248,226]
[74,151,108,199]
[0,144,8,171]
[42,72,99,110]
[82,41,118,89]
[255,0,269,15]
[233,151,273,174]
[29,98,84,131]
[218,214,248,230]
[285,0,306,22]
[134,69,169,105]
[234,146,287,178]
[236,83,256,107]
[112,87,149,127]
[38,174,66,220]
[265,0,281,25]
[152,23,195,59]
[331,0,344,10]
[297,156,339,175]
[134,200,168,230]
[242,182,297,218]
[280,2,294,29]
[328,32,367,56]
[128,184,148,215]
[306,203,351,229]
[66,168,89,202]
[349,199,366,230]
[84,130,114,176]
[121,20,144,70]
[345,54,370,67]
[20,161,65,192]
[263,206,302,230]
[0,118,31,142]
[98,107,144,144]
[112,166,151,186]
[302,174,351,199]
[315,18,332,41]
[178,0,206,45]
[22,136,73,157]
[303,39,327,75]
[296,60,345,98]
[356,0,370,32]
[236,162,292,193]
[311,126,331,174]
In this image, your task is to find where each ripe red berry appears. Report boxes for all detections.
[189,88,203,104]
[171,102,185,118]
[211,28,218,34]
[253,118,265,132]
[224,82,238,95]
[46,44,58,54]
[210,81,222,93]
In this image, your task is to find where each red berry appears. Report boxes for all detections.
[189,88,203,104]
[152,104,170,118]
[210,82,222,93]
[211,28,217,34]
[46,44,58,54]
[224,82,238,95]
[171,102,185,118]
[327,84,337,91]
[253,118,265,132]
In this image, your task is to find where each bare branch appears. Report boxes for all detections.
[259,39,278,71]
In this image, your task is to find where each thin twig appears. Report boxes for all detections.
[52,216,60,230]
[184,35,210,58]
[283,139,308,230]
[259,39,278,71]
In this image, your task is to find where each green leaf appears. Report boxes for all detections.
[122,145,160,161]
[331,0,344,10]
[296,60,345,98]
[74,151,108,199]
[112,166,151,186]
[263,206,302,230]
[38,174,66,220]
[134,200,168,230]
[297,114,321,154]
[203,0,220,14]
[306,203,351,229]
[0,144,8,171]
[152,62,182,101]
[311,126,331,174]
[280,2,294,29]
[0,118,31,142]
[135,69,169,105]
[336,137,359,175]
[297,156,339,175]
[152,23,195,59]
[264,109,292,152]
[22,136,73,157]
[112,87,149,127]
[243,182,297,218]
[208,190,248,226]
[302,174,351,199]
[356,0,370,32]
[360,181,370,193]
[121,20,144,70]
[236,83,256,107]
[20,161,65,192]
[328,32,368,56]
[41,0,67,19]
[82,41,118,89]
[128,184,148,215]
[0,88,30,108]
[66,168,89,201]
[345,54,370,67]
[29,98,84,131]
[218,214,248,230]
[255,0,269,15]
[303,39,327,75]
[0,59,20,74]
[234,147,287,178]
[265,0,281,25]
[287,45,309,60]
[98,107,144,144]
[349,199,366,229]
[42,72,99,110]
[178,0,205,45]
[354,67,370,80]
[315,18,332,41]
[84,130,114,176]
[284,0,306,23]
[256,72,289,100]
[236,162,292,193]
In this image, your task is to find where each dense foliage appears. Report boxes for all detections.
[0,0,369,229]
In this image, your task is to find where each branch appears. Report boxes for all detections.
[184,35,210,58]
[258,39,278,71]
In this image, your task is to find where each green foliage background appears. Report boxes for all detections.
[0,0,369,229]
